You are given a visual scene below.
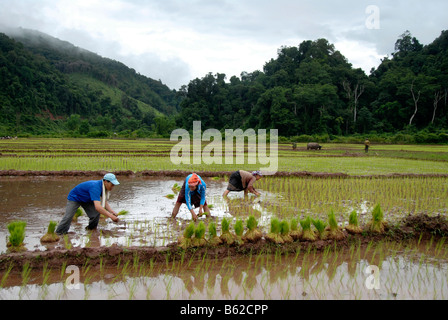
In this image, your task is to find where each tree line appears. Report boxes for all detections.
[1,28,447,143]
[176,30,448,143]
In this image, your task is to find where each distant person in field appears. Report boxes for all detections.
[171,173,211,222]
[223,170,263,199]
[56,173,120,235]
[364,138,371,153]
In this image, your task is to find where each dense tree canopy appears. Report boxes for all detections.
[178,31,448,141]
[1,28,447,142]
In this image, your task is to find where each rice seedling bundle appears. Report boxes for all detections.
[265,218,284,244]
[72,208,83,222]
[117,210,129,216]
[289,218,301,241]
[7,221,27,251]
[366,204,386,234]
[345,210,363,234]
[233,219,245,246]
[208,222,222,246]
[192,221,207,247]
[40,221,60,243]
[165,194,175,199]
[243,215,262,243]
[300,216,316,241]
[220,218,235,245]
[172,183,181,194]
[178,222,195,250]
[312,218,328,240]
[326,209,346,240]
[280,220,293,243]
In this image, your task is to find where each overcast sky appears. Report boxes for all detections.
[1,0,447,90]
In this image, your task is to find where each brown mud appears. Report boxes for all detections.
[1,169,448,179]
[1,213,446,272]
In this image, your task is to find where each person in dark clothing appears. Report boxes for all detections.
[222,170,262,199]
[364,139,371,153]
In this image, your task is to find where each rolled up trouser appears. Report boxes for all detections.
[56,200,101,234]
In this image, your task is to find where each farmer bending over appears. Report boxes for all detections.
[171,173,211,221]
[223,170,263,199]
[56,173,120,235]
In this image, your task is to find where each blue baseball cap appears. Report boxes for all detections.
[103,173,120,185]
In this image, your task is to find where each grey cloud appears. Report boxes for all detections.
[1,0,447,88]
[58,28,192,89]
[117,53,192,90]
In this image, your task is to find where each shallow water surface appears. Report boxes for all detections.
[0,176,277,253]
[1,176,448,300]
[1,239,447,300]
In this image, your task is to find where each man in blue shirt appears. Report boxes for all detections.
[171,173,211,221]
[56,173,121,235]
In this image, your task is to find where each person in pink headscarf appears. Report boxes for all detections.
[171,173,211,221]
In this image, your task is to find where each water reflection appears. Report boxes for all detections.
[1,239,447,300]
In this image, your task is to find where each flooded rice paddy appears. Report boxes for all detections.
[0,176,277,252]
[0,175,447,300]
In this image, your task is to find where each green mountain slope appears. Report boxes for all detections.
[0,28,180,136]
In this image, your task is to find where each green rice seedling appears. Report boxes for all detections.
[172,183,181,194]
[20,262,32,290]
[0,263,13,288]
[63,234,72,249]
[73,208,83,222]
[265,217,284,244]
[208,222,222,246]
[279,220,293,243]
[118,210,129,216]
[40,221,60,243]
[220,217,235,245]
[243,215,262,243]
[326,209,346,240]
[233,219,245,245]
[300,216,316,241]
[366,203,386,234]
[165,194,175,199]
[312,218,328,240]
[7,220,27,251]
[178,222,195,249]
[192,221,207,247]
[290,218,301,241]
[345,210,363,234]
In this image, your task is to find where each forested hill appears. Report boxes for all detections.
[0,28,181,136]
[1,28,448,141]
[179,30,448,140]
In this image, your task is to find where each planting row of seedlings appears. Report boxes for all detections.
[177,204,388,249]
[4,208,131,253]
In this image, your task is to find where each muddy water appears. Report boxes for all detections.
[1,240,447,300]
[0,176,277,253]
[1,176,448,300]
